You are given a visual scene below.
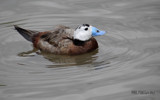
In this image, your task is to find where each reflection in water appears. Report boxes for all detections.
[18,48,100,67]
[0,0,160,100]
[42,50,99,67]
[18,49,111,68]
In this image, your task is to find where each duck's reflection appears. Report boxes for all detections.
[18,48,99,68]
[41,49,99,68]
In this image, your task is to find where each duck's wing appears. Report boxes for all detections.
[40,25,74,47]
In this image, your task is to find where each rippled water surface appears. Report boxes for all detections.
[0,0,160,100]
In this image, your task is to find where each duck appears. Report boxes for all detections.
[14,24,106,55]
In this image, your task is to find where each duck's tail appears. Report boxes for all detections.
[14,25,39,42]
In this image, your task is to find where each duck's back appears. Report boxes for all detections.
[33,25,75,54]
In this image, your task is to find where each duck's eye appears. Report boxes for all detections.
[96,30,100,33]
[84,28,88,31]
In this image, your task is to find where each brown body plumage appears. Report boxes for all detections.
[14,25,98,55]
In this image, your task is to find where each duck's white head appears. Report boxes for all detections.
[74,24,106,41]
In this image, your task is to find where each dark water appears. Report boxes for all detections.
[0,0,160,100]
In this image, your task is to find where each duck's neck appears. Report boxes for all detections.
[64,36,89,46]
[73,39,86,46]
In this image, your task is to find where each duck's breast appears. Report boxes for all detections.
[68,38,98,55]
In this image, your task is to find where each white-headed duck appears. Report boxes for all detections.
[14,24,106,55]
